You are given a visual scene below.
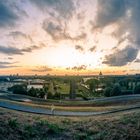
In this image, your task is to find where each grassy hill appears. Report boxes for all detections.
[0,107,140,140]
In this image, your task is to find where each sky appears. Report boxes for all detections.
[0,0,140,75]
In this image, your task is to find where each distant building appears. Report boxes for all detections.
[99,71,103,76]
[27,84,43,89]
[27,79,45,89]
[98,71,103,79]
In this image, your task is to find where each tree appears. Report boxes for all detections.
[43,84,49,99]
[28,87,37,97]
[86,79,99,93]
[8,84,27,95]
[48,81,55,95]
[134,84,140,94]
[69,80,76,99]
[38,88,45,98]
[104,87,112,97]
[28,88,45,98]
[110,83,122,96]
[54,92,61,99]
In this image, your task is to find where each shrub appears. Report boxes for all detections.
[53,92,61,99]
[134,84,140,94]
[38,89,45,98]
[23,124,37,138]
[28,88,45,98]
[8,84,27,95]
[47,92,53,99]
[8,118,19,128]
[28,87,37,97]
[122,90,133,95]
[104,87,112,97]
[38,120,62,134]
[110,83,122,96]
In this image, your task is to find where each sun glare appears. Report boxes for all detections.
[38,44,103,69]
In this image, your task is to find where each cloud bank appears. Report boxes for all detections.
[0,1,18,27]
[94,0,140,66]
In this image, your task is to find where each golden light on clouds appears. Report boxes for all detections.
[0,0,139,75]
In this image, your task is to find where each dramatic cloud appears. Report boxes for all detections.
[0,61,18,68]
[8,31,32,42]
[0,0,140,73]
[31,66,53,72]
[0,45,41,55]
[0,45,23,55]
[94,0,140,67]
[95,0,140,46]
[30,0,75,18]
[103,46,138,66]
[0,1,18,27]
[89,46,97,52]
[95,0,125,28]
[43,21,64,41]
[66,65,87,71]
[75,45,84,52]
[134,59,140,63]
[8,57,13,60]
[0,61,14,65]
[21,45,41,53]
[73,33,87,41]
[77,12,85,21]
[43,20,86,41]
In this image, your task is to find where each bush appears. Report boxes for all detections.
[28,88,45,98]
[8,84,27,95]
[53,92,61,99]
[28,87,37,97]
[110,83,122,96]
[104,83,122,97]
[134,84,140,94]
[23,124,37,138]
[38,120,62,134]
[47,92,53,99]
[38,89,45,98]
[8,119,19,128]
[122,90,133,95]
[104,87,112,97]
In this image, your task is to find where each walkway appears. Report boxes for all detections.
[0,100,140,116]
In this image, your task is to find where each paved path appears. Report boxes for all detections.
[1,93,140,105]
[1,93,140,116]
[0,100,140,116]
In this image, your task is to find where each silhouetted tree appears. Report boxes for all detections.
[47,92,53,99]
[104,87,112,97]
[8,84,27,95]
[38,88,45,98]
[86,79,99,93]
[43,84,49,99]
[28,87,45,98]
[28,87,37,97]
[110,83,122,96]
[54,92,61,99]
[69,80,76,99]
[134,84,140,94]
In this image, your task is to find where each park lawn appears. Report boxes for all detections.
[0,107,140,140]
